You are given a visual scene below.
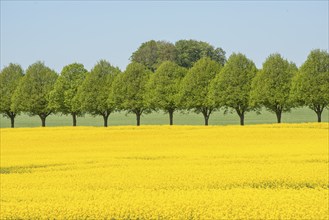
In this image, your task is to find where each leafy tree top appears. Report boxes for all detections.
[130,40,177,72]
[79,60,120,116]
[180,57,222,113]
[0,63,24,116]
[147,61,187,112]
[251,53,297,112]
[112,62,152,114]
[211,53,257,113]
[175,39,226,68]
[291,49,329,108]
[49,63,87,115]
[11,61,58,116]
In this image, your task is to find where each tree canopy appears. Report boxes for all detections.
[0,63,24,128]
[111,62,152,126]
[11,61,58,127]
[1,46,328,127]
[130,40,177,72]
[251,54,297,123]
[290,49,329,122]
[180,57,222,125]
[175,39,226,68]
[49,63,88,126]
[147,61,187,125]
[131,39,226,71]
[78,60,120,127]
[211,53,257,125]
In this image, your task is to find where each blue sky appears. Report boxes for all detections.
[1,1,328,72]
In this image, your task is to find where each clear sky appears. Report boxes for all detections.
[1,1,328,72]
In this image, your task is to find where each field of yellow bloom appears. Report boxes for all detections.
[1,123,328,219]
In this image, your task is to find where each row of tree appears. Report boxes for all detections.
[0,40,328,128]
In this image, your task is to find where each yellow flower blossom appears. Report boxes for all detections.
[0,123,328,219]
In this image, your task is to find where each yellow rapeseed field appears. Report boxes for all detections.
[0,123,328,219]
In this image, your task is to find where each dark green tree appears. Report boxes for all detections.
[157,41,177,66]
[180,57,222,125]
[0,63,24,128]
[11,61,58,127]
[147,61,187,125]
[251,54,297,123]
[211,53,257,126]
[78,60,120,127]
[130,40,177,72]
[111,62,152,126]
[49,63,87,126]
[175,39,226,68]
[290,49,329,122]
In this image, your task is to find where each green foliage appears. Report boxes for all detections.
[49,63,87,116]
[250,54,297,122]
[78,60,120,120]
[157,41,177,66]
[211,53,257,125]
[11,61,58,120]
[175,40,226,68]
[111,62,152,124]
[130,40,177,72]
[291,49,329,107]
[2,47,329,127]
[180,57,222,125]
[131,39,226,71]
[109,73,125,110]
[0,63,24,119]
[147,61,187,112]
[290,49,329,121]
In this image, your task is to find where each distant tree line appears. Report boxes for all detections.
[0,39,328,127]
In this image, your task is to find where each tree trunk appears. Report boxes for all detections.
[38,112,51,127]
[316,111,322,123]
[313,105,323,123]
[136,113,141,126]
[40,116,46,127]
[235,108,245,126]
[5,112,16,128]
[103,114,109,127]
[202,111,210,126]
[10,115,15,128]
[169,110,174,125]
[204,115,209,126]
[239,113,244,126]
[72,113,77,127]
[275,110,282,124]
